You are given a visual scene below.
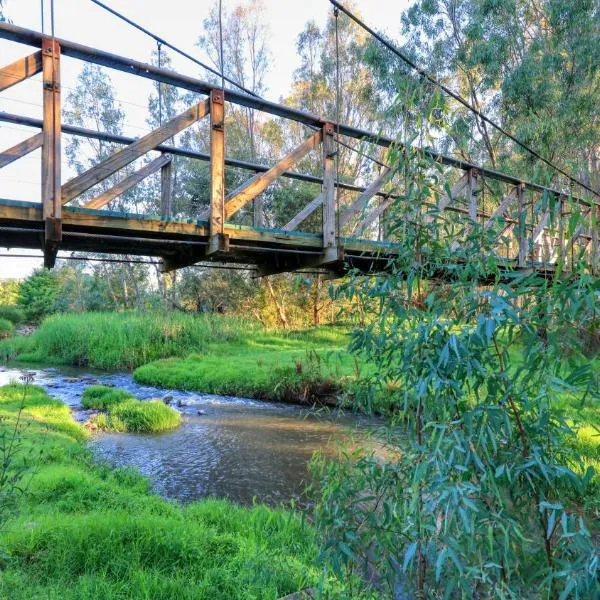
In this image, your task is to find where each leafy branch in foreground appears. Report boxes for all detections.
[313,143,599,598]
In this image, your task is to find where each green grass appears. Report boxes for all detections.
[93,399,182,433]
[0,311,256,370]
[134,327,363,403]
[0,384,360,599]
[0,317,14,339]
[81,385,134,409]
[0,305,25,326]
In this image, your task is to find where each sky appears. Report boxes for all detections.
[0,0,408,280]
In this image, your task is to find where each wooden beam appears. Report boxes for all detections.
[339,167,393,228]
[61,97,210,204]
[222,129,322,220]
[160,158,173,219]
[437,173,468,212]
[484,186,518,229]
[517,184,527,267]
[467,169,477,221]
[83,154,171,210]
[284,193,323,231]
[41,38,61,267]
[531,209,551,245]
[0,50,42,92]
[353,196,394,237]
[322,123,336,251]
[0,132,43,168]
[207,89,226,255]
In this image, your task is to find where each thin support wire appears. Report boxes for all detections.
[334,6,341,236]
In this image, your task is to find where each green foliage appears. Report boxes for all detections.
[0,305,24,326]
[17,269,60,324]
[0,318,13,340]
[0,281,20,306]
[314,146,600,598]
[0,311,254,370]
[95,399,181,433]
[0,384,359,599]
[81,385,133,409]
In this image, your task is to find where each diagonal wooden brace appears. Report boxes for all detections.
[339,166,394,228]
[61,98,210,204]
[353,196,394,237]
[84,154,172,210]
[0,132,43,168]
[484,186,518,229]
[284,193,323,231]
[0,51,42,92]
[222,129,322,220]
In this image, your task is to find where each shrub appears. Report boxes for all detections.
[81,386,133,409]
[0,305,25,326]
[17,269,60,323]
[94,400,181,433]
[0,318,14,340]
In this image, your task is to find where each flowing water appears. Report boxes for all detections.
[0,365,376,506]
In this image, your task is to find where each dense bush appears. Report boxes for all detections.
[0,318,14,339]
[0,305,25,326]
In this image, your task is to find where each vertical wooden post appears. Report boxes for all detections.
[517,183,527,268]
[207,89,227,255]
[467,168,477,222]
[41,37,61,268]
[557,196,565,271]
[160,157,172,219]
[322,123,336,259]
[590,205,598,275]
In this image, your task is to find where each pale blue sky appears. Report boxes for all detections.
[0,0,408,279]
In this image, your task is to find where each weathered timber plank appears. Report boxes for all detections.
[84,154,172,210]
[207,89,225,254]
[484,187,518,229]
[160,159,173,218]
[0,50,42,91]
[353,196,394,237]
[0,132,43,168]
[61,98,210,204]
[437,173,468,212]
[322,123,336,250]
[222,130,322,220]
[338,167,393,228]
[284,193,323,231]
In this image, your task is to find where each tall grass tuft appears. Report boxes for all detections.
[103,400,182,433]
[0,312,255,370]
[0,306,25,326]
[81,386,133,409]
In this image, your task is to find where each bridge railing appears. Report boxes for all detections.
[0,22,598,275]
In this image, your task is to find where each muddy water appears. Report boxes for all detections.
[0,365,376,506]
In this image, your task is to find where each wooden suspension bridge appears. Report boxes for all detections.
[0,22,598,277]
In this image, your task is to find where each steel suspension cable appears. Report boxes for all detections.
[329,0,599,199]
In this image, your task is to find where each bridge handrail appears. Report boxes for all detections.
[0,22,597,211]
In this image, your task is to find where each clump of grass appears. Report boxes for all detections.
[93,400,182,433]
[0,318,14,340]
[0,306,25,326]
[0,311,255,370]
[81,385,133,409]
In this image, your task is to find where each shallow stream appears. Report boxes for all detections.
[0,365,375,506]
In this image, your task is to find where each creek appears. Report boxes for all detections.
[0,365,376,506]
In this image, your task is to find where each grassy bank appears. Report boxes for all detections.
[133,327,362,403]
[0,383,359,599]
[0,312,255,370]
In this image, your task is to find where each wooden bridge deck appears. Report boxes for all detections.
[0,198,397,275]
